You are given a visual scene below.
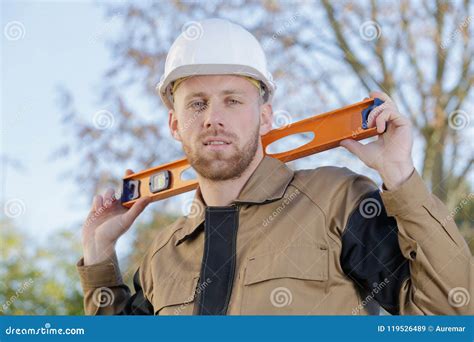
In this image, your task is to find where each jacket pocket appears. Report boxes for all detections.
[241,244,329,314]
[152,275,199,315]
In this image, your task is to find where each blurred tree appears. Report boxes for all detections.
[319,0,473,205]
[0,218,84,315]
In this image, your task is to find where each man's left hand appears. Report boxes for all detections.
[340,91,415,190]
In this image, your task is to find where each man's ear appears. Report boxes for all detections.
[168,109,182,142]
[259,103,273,136]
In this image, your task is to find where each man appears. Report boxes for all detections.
[77,18,472,315]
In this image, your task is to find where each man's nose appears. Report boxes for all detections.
[203,101,225,129]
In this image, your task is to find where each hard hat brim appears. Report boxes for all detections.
[157,64,276,110]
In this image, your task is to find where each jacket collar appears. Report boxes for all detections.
[175,156,294,245]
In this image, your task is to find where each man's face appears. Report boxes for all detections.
[169,75,273,181]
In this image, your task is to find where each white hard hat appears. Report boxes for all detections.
[157,18,276,109]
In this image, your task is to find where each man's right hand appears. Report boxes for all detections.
[81,169,151,266]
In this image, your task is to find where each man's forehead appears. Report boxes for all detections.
[180,76,254,100]
[184,88,246,100]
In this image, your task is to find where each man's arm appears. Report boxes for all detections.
[381,168,472,314]
[338,90,472,314]
[77,167,153,315]
[76,253,153,315]
[341,169,472,314]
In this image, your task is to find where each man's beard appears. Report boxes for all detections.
[182,125,260,181]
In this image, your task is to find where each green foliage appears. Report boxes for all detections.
[0,219,84,315]
[0,212,178,315]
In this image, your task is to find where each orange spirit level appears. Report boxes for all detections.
[121,97,384,207]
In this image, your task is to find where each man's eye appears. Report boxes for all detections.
[191,101,207,111]
[228,99,241,105]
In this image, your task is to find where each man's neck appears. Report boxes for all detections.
[197,150,264,207]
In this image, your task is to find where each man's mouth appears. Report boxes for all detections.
[202,138,232,152]
[203,137,232,146]
[204,141,231,146]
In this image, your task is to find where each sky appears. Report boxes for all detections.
[1,0,123,241]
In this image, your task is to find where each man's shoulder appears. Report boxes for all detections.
[292,165,365,188]
[290,165,377,207]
